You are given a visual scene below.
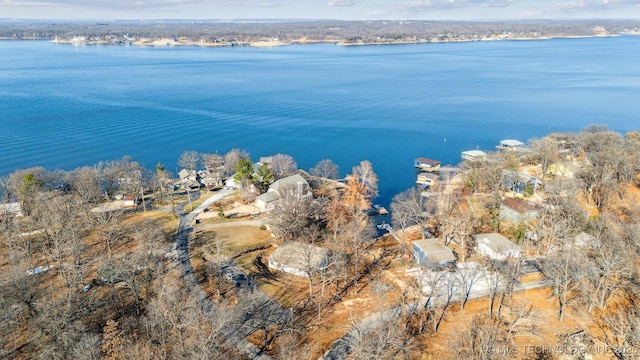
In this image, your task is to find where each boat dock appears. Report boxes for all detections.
[368,204,388,216]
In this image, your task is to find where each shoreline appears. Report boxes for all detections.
[41,32,638,48]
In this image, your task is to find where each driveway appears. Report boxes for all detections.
[173,189,286,359]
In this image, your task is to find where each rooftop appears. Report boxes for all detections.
[499,139,525,147]
[475,233,521,252]
[415,157,441,166]
[270,241,330,271]
[501,198,543,214]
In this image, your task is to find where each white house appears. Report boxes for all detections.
[475,233,522,260]
[268,241,329,277]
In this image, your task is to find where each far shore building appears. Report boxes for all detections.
[413,239,457,268]
[255,174,310,211]
[268,241,330,277]
[414,157,441,172]
[475,233,522,260]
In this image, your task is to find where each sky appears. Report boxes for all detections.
[1,0,639,21]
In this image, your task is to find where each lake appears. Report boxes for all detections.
[1,36,639,205]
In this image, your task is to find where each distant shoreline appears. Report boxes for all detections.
[3,19,639,47]
[39,32,637,48]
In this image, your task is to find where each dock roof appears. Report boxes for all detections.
[415,157,441,165]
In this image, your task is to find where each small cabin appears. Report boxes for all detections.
[414,157,441,171]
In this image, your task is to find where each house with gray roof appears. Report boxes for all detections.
[413,238,456,268]
[475,233,522,260]
[255,174,310,211]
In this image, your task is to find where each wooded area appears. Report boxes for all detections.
[1,125,640,359]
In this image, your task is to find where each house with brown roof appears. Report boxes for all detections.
[499,198,543,223]
[414,157,441,172]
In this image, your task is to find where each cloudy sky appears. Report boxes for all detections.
[1,0,639,20]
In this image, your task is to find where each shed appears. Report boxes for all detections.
[268,241,330,277]
[475,233,522,260]
[413,239,456,268]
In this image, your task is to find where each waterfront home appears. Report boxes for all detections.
[414,157,441,171]
[496,139,526,152]
[413,239,456,268]
[416,172,439,188]
[255,174,310,211]
[268,241,329,277]
[475,233,522,260]
[461,150,487,162]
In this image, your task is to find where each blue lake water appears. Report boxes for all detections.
[1,37,639,205]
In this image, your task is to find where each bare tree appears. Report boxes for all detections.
[454,315,512,360]
[310,158,339,179]
[268,185,323,242]
[202,153,224,171]
[91,209,125,260]
[177,150,201,171]
[34,194,88,293]
[585,233,635,312]
[270,153,298,180]
[352,160,378,200]
[4,255,43,317]
[456,263,485,311]
[595,292,640,360]
[542,248,589,321]
[527,136,559,176]
[223,148,249,176]
[70,165,103,204]
[390,188,427,254]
